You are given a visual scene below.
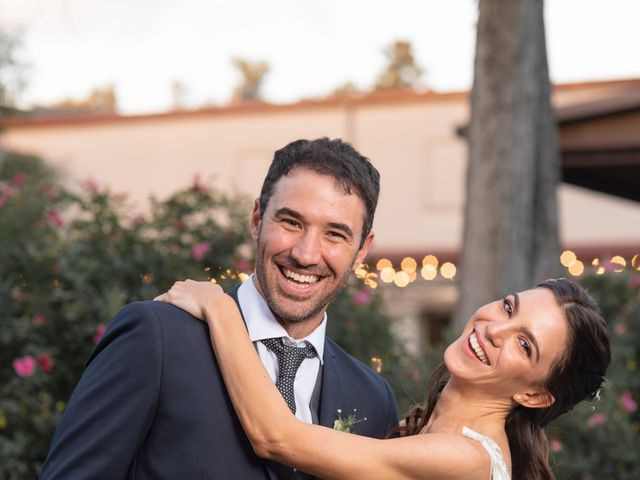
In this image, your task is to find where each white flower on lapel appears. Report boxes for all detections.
[332,408,367,433]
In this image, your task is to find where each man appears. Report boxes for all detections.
[41,138,398,479]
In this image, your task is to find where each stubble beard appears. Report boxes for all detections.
[253,236,354,326]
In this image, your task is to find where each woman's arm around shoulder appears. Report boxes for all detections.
[155,281,491,480]
[262,423,492,480]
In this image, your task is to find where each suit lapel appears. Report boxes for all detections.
[227,286,277,480]
[318,340,345,428]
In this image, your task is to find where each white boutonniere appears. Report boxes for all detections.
[332,409,367,433]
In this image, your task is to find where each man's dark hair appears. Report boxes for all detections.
[258,138,380,247]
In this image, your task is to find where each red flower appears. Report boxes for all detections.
[352,288,371,306]
[93,324,107,344]
[620,391,638,413]
[550,438,562,452]
[235,258,252,272]
[191,242,210,261]
[32,313,47,325]
[587,413,607,427]
[46,210,64,227]
[13,356,36,377]
[37,353,53,373]
[12,173,26,186]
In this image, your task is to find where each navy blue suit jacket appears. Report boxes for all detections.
[41,298,398,479]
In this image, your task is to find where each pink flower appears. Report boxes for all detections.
[44,185,59,200]
[587,413,607,427]
[115,191,128,202]
[615,323,628,336]
[93,324,107,344]
[12,173,25,186]
[32,313,47,325]
[169,244,181,254]
[37,353,53,373]
[83,177,100,194]
[235,258,252,272]
[171,219,184,230]
[620,391,638,413]
[191,242,210,261]
[13,356,37,377]
[46,210,64,227]
[352,288,371,306]
[550,438,562,452]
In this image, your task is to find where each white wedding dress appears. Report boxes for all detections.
[462,427,511,480]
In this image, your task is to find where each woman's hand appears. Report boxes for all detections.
[153,279,234,321]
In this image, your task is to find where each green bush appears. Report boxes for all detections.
[548,272,640,479]
[0,153,405,478]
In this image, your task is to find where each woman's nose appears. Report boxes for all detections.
[485,320,513,347]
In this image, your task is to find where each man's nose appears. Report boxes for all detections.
[290,231,322,266]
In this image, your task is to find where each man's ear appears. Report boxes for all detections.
[513,390,555,409]
[250,199,261,241]
[352,232,375,270]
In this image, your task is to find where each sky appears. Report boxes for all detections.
[1,0,639,114]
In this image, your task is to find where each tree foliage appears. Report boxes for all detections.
[374,40,423,91]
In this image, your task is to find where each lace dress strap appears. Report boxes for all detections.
[462,427,511,480]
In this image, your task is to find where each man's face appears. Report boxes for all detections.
[251,168,373,328]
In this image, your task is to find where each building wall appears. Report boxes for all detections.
[4,82,639,354]
[3,85,640,258]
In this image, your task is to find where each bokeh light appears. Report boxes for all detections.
[568,260,585,276]
[376,258,392,271]
[400,257,417,273]
[440,262,457,280]
[380,267,395,283]
[354,263,368,278]
[610,255,626,273]
[632,254,640,271]
[560,250,577,267]
[422,255,439,268]
[421,264,437,280]
[394,271,410,287]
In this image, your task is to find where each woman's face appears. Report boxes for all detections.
[445,288,568,406]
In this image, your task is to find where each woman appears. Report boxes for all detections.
[154,278,610,480]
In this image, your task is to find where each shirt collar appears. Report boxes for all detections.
[237,274,326,362]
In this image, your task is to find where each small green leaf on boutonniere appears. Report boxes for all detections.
[332,408,367,433]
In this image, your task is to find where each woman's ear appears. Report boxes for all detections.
[513,390,555,409]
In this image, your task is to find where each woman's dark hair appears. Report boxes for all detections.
[395,278,611,480]
[258,138,380,248]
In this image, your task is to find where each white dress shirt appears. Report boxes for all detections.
[237,275,326,424]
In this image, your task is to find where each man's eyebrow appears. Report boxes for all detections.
[274,207,303,220]
[328,222,354,240]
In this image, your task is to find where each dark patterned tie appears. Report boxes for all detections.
[261,337,317,414]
